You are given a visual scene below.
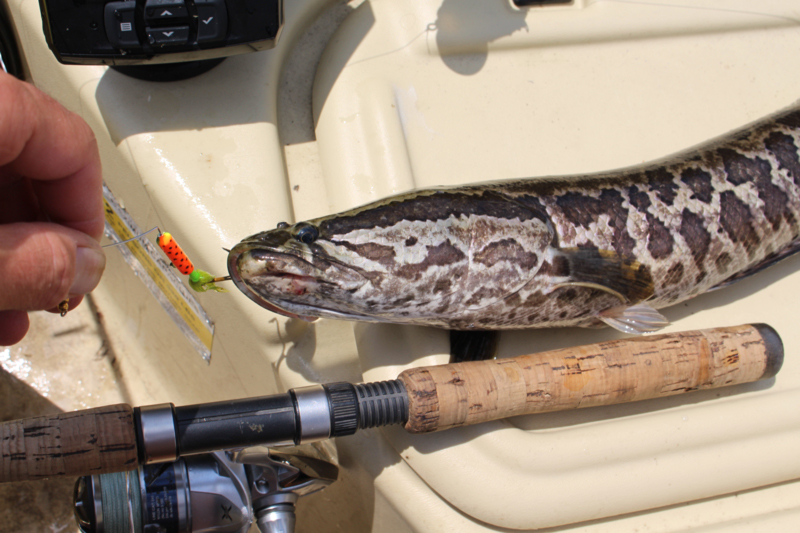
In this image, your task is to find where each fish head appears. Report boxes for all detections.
[227,222,372,322]
[228,190,555,325]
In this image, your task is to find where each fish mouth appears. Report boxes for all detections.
[227,240,372,322]
[226,241,316,321]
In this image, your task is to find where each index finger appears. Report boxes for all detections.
[0,72,104,240]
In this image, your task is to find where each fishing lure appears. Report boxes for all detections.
[157,231,194,275]
[104,227,229,293]
[156,230,229,293]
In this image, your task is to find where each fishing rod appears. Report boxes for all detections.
[0,324,783,533]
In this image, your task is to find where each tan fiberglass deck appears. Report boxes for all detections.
[7,0,800,530]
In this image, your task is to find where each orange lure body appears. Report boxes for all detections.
[157,232,194,275]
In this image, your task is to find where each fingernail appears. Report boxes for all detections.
[70,247,106,296]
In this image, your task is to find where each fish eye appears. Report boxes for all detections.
[294,223,319,244]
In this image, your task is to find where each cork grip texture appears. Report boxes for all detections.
[1,404,138,483]
[399,325,780,434]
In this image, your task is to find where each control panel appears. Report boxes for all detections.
[39,0,282,65]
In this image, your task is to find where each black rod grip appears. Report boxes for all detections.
[174,393,298,456]
[354,380,408,429]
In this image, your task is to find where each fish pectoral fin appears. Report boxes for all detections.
[549,246,665,334]
[554,248,655,304]
[598,303,670,335]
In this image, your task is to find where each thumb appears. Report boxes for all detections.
[0,222,106,311]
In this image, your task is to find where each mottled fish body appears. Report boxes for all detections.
[228,106,800,334]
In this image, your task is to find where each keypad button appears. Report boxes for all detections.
[144,0,189,24]
[195,0,228,43]
[104,1,140,49]
[147,26,190,46]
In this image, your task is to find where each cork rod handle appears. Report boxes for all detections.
[399,324,783,434]
[1,404,139,483]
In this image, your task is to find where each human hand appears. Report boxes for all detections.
[0,71,105,345]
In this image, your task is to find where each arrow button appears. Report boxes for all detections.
[146,25,189,46]
[144,0,187,23]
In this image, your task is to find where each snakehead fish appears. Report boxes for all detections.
[228,105,800,339]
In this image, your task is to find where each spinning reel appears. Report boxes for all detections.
[73,442,338,533]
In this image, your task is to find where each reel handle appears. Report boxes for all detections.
[1,404,138,483]
[399,323,783,433]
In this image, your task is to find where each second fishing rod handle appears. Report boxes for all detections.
[398,324,783,434]
[0,404,137,483]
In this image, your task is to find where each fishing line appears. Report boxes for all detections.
[103,226,159,248]
[57,219,157,316]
